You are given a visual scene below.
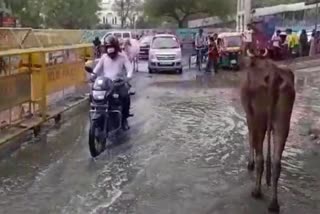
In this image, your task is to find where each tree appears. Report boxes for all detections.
[43,0,100,29]
[113,0,142,28]
[144,0,234,28]
[135,16,171,28]
[7,0,101,29]
[96,23,112,29]
[127,0,143,28]
[4,0,44,28]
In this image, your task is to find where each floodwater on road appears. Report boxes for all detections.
[0,61,319,214]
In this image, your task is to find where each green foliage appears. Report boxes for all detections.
[113,0,142,28]
[96,23,112,30]
[144,0,234,27]
[6,0,101,29]
[3,0,43,27]
[44,0,100,29]
[135,16,174,29]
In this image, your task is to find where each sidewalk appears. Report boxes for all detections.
[278,55,320,70]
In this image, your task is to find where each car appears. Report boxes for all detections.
[148,34,183,74]
[139,35,153,60]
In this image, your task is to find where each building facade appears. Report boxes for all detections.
[98,0,121,28]
[236,0,252,32]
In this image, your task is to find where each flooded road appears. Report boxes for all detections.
[0,60,320,214]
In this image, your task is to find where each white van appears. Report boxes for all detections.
[101,31,133,44]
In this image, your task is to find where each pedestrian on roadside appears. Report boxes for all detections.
[271,30,282,60]
[309,31,316,57]
[242,24,253,55]
[206,36,219,73]
[213,33,218,42]
[299,29,309,57]
[316,31,320,54]
[285,29,299,58]
[93,37,102,58]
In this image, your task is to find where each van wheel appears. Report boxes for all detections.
[177,69,183,74]
[148,68,153,74]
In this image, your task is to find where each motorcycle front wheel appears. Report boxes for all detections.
[89,122,106,157]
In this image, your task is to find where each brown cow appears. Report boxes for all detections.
[240,48,296,213]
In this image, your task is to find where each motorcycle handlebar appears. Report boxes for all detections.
[89,74,131,87]
[113,78,132,88]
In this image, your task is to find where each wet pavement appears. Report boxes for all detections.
[0,59,320,214]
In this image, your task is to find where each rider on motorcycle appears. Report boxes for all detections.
[92,35,133,130]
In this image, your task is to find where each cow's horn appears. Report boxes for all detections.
[246,49,254,57]
[262,48,268,57]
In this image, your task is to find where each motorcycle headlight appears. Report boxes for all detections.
[92,90,106,100]
[113,93,119,99]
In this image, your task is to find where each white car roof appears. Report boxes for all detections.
[154,34,175,38]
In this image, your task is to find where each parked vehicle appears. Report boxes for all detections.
[218,32,242,71]
[139,35,153,60]
[101,31,133,47]
[148,34,183,74]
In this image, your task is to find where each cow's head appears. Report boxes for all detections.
[245,40,269,68]
[247,19,269,59]
[246,47,268,59]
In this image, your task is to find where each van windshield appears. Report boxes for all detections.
[114,33,122,38]
[123,33,130,38]
[152,37,180,49]
[224,36,242,47]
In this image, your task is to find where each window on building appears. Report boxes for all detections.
[114,17,117,25]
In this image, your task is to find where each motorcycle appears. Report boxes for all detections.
[85,65,135,157]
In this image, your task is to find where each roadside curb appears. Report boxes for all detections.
[0,96,89,155]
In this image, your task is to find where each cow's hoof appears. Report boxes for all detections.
[268,200,280,213]
[247,161,255,171]
[251,189,263,199]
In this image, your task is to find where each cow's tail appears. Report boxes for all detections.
[266,69,276,187]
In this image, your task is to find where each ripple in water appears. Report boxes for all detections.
[154,95,320,209]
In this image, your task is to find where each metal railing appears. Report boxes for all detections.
[0,44,93,130]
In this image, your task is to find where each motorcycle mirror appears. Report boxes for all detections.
[85,66,93,74]
[129,89,136,96]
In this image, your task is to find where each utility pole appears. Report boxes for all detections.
[246,0,252,24]
[315,2,319,30]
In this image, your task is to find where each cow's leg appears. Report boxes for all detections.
[251,117,267,199]
[247,115,255,171]
[240,87,255,171]
[268,92,294,213]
